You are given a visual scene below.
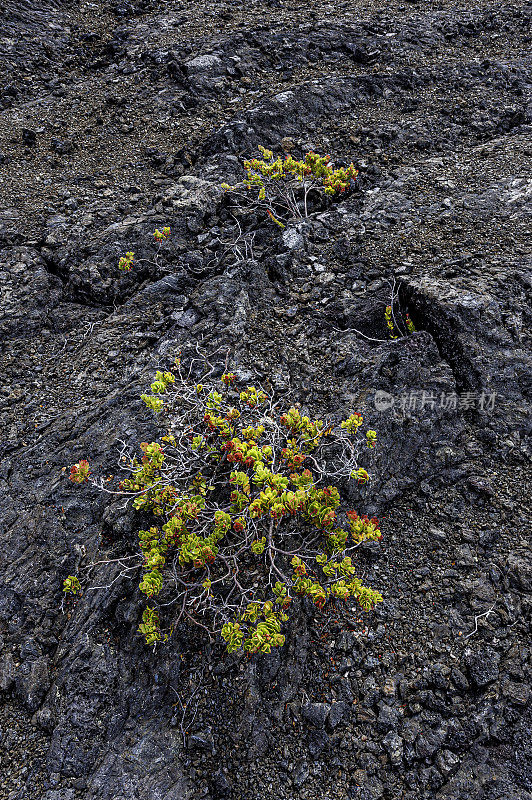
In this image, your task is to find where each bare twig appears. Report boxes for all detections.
[463,605,497,639]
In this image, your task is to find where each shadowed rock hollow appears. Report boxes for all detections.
[0,0,531,798]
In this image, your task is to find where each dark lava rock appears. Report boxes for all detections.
[50,138,76,155]
[382,731,403,765]
[507,554,532,591]
[348,774,385,800]
[376,702,400,732]
[328,700,348,729]
[415,728,446,760]
[189,727,215,752]
[302,701,330,728]
[435,748,461,777]
[465,647,501,688]
[21,128,37,146]
[0,651,15,691]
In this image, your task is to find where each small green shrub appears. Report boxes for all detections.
[118,251,135,272]
[117,227,171,274]
[117,148,356,277]
[222,146,358,226]
[63,575,81,595]
[385,305,416,340]
[66,357,383,654]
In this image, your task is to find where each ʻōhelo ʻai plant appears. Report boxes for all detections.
[117,226,171,273]
[117,148,356,276]
[64,355,383,654]
[385,305,416,340]
[221,146,358,227]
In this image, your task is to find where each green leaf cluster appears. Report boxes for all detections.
[63,575,81,595]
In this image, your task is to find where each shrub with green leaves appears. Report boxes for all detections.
[222,146,358,226]
[385,305,416,340]
[67,355,383,654]
[117,227,172,275]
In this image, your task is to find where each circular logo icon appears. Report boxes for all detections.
[374,390,394,411]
